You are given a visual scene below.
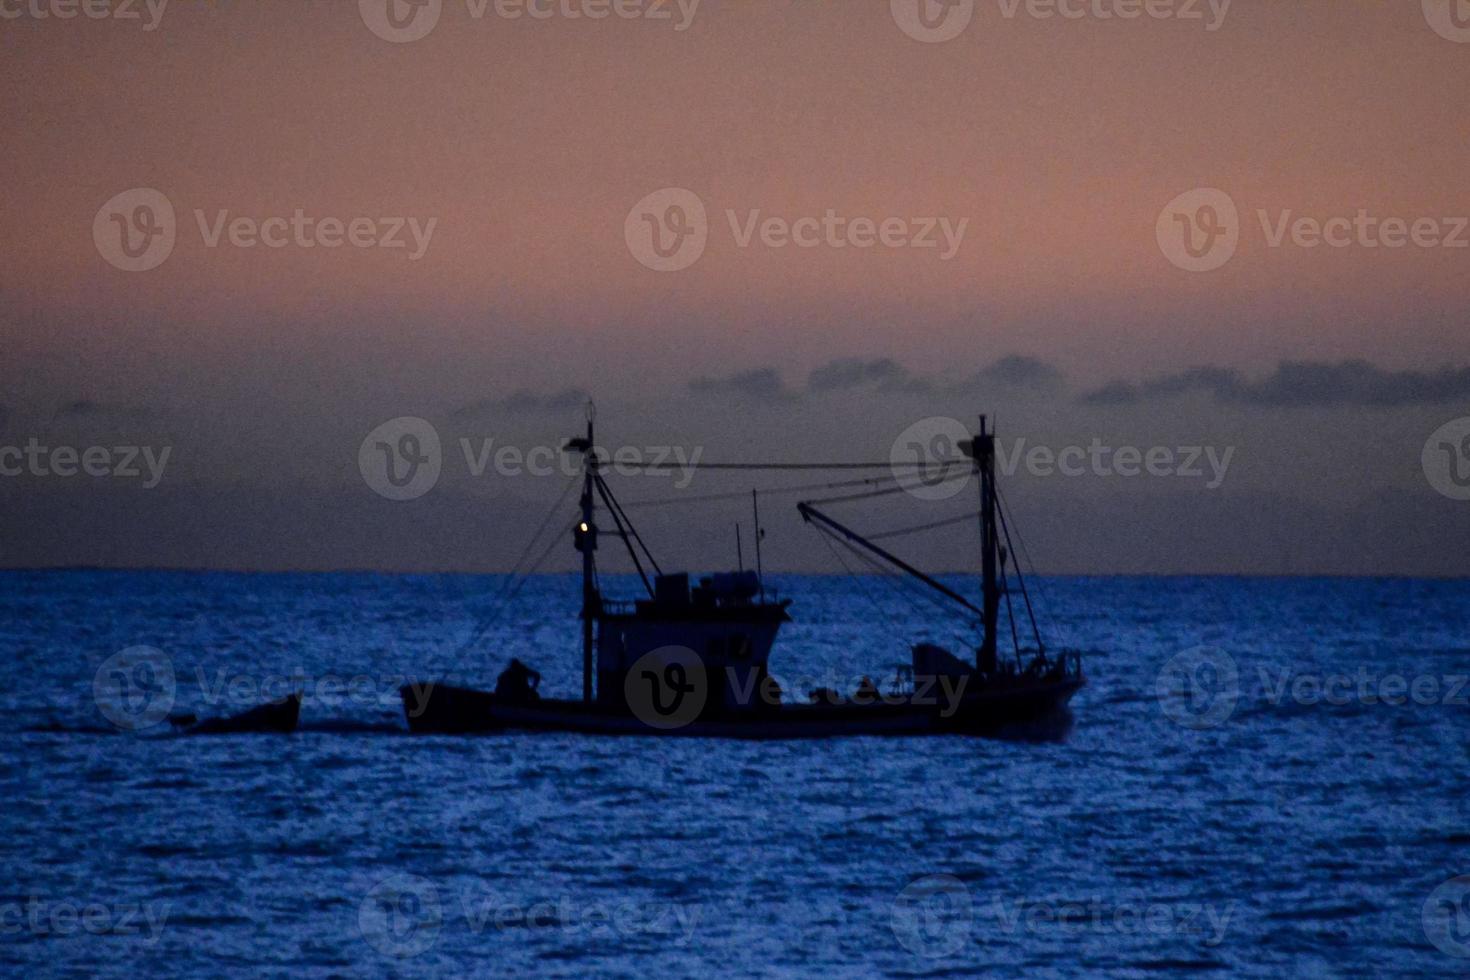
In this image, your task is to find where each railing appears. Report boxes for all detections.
[598,590,781,618]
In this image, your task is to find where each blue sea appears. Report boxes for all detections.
[3,570,1468,978]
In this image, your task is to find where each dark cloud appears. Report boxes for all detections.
[688,368,799,401]
[453,388,590,419]
[50,399,152,422]
[806,358,910,392]
[1229,361,1470,407]
[57,399,104,419]
[1078,381,1142,406]
[972,355,1064,388]
[1079,360,1470,409]
[786,354,1065,399]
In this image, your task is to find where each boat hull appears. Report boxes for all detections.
[400,678,1082,739]
[181,693,302,735]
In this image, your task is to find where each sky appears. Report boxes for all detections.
[1,0,1469,575]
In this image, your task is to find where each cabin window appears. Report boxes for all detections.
[731,634,751,659]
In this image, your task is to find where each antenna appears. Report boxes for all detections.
[736,523,744,572]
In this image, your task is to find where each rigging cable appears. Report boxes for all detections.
[811,532,970,682]
[593,474,655,597]
[441,522,576,682]
[800,466,972,507]
[994,484,1047,655]
[620,473,903,510]
[866,510,981,542]
[619,460,969,472]
[594,474,663,578]
[444,473,579,668]
[809,518,979,633]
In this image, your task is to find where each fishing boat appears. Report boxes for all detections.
[400,410,1083,738]
[170,692,302,735]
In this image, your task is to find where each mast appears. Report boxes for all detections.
[970,416,1001,675]
[571,404,598,703]
[752,490,765,602]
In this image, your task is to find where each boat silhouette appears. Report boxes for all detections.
[170,692,302,735]
[401,410,1083,738]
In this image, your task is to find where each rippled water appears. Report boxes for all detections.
[3,570,1468,977]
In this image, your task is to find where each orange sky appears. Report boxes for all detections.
[3,0,1468,397]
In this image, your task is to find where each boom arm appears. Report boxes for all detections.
[797,502,984,619]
